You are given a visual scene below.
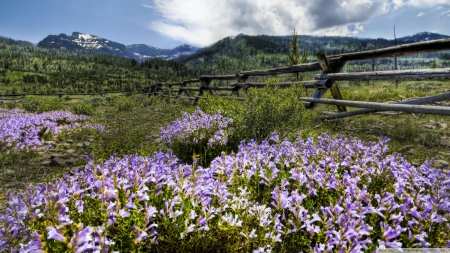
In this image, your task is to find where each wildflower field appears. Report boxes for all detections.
[1,80,450,252]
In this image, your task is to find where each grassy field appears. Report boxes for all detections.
[2,79,450,199]
[1,79,450,251]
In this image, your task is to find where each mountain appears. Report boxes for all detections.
[37,32,127,57]
[397,32,450,43]
[178,32,450,65]
[126,44,199,60]
[37,32,200,60]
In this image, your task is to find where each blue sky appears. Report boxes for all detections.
[1,0,449,49]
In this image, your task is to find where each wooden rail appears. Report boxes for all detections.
[148,38,450,116]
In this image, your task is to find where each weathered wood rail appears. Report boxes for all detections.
[148,38,450,118]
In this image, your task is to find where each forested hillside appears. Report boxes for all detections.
[178,33,450,77]
[0,36,193,95]
[1,32,449,95]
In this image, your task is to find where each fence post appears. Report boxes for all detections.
[230,74,248,97]
[177,82,185,98]
[314,50,346,112]
[194,77,212,104]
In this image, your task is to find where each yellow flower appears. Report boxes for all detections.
[0,195,5,200]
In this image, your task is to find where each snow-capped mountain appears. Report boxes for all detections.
[37,32,199,60]
[126,44,199,60]
[37,32,127,57]
[397,32,450,43]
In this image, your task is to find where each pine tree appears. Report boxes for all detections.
[287,29,307,80]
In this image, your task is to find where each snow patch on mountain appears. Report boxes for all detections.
[37,32,199,60]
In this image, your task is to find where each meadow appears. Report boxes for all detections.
[0,77,449,252]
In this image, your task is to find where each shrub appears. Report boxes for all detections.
[36,98,63,113]
[110,95,136,111]
[198,77,315,142]
[1,134,449,252]
[21,95,41,112]
[5,100,17,109]
[72,101,96,116]
[243,77,314,141]
[129,94,148,106]
[83,96,105,107]
[160,109,235,166]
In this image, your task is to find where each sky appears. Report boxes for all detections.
[1,0,450,49]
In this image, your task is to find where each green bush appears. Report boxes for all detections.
[83,96,105,107]
[129,94,148,106]
[21,95,41,112]
[198,77,315,142]
[72,101,96,116]
[36,98,63,113]
[6,100,17,109]
[111,96,137,111]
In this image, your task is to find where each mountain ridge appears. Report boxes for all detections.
[37,32,200,61]
[16,30,450,64]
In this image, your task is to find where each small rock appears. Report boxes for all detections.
[83,141,91,147]
[399,145,414,153]
[45,141,57,147]
[439,151,450,157]
[51,157,67,167]
[423,124,435,130]
[50,153,65,159]
[439,123,448,130]
[435,160,449,169]
[36,147,46,152]
[65,159,75,166]
[77,155,87,160]
[67,139,74,143]
[407,149,416,154]
[5,169,15,175]
[61,143,71,149]
[40,160,52,166]
[76,143,84,148]
[4,182,25,188]
[88,138,94,142]
[66,149,76,154]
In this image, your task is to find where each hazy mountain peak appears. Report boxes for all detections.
[398,32,450,42]
[37,32,199,60]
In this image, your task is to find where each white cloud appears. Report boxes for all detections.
[407,0,450,8]
[147,0,450,46]
[417,11,425,17]
[148,0,389,46]
[390,0,406,10]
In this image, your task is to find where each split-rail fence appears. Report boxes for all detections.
[148,38,450,119]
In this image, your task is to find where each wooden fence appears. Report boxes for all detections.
[2,39,450,118]
[148,38,450,118]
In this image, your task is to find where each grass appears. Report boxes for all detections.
[1,79,450,242]
[2,79,450,184]
[0,81,450,207]
[0,95,186,210]
[314,79,450,164]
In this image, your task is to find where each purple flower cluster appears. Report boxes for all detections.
[160,109,233,148]
[0,133,449,252]
[0,108,104,153]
